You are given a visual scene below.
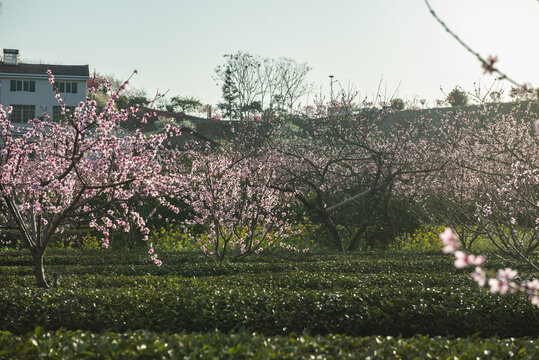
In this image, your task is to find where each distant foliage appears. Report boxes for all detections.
[215,52,312,119]
[447,87,469,107]
[391,226,443,252]
[390,98,405,111]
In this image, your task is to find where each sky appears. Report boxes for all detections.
[0,0,537,108]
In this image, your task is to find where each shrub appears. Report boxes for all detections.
[390,98,405,111]
[1,329,537,359]
[1,251,538,337]
[447,88,468,107]
[149,225,198,252]
[390,226,444,252]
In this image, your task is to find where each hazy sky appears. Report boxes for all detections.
[0,0,537,107]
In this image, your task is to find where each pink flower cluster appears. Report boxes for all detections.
[279,242,310,253]
[440,228,539,307]
[441,229,485,268]
[46,69,54,84]
[148,244,162,267]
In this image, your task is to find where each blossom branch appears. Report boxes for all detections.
[424,0,527,89]
[440,228,539,307]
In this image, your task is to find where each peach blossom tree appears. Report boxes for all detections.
[0,71,174,287]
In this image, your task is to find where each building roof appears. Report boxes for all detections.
[0,62,89,78]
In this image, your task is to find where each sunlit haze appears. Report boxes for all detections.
[1,0,537,107]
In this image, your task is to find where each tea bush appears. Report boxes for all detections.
[1,250,538,337]
[1,329,537,359]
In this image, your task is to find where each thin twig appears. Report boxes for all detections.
[424,0,526,89]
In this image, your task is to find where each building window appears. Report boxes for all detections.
[10,105,36,122]
[10,80,35,92]
[55,81,78,94]
[52,106,76,122]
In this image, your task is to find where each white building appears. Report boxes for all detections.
[0,49,89,126]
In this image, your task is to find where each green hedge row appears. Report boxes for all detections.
[1,282,537,337]
[0,271,476,290]
[0,247,512,266]
[1,250,528,278]
[2,250,537,338]
[0,261,468,279]
[1,328,537,360]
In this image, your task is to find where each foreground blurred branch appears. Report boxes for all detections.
[425,0,538,134]
[424,0,526,89]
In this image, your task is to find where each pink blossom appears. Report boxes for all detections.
[454,250,468,268]
[440,227,458,254]
[524,279,539,291]
[46,70,55,84]
[471,267,486,287]
[488,278,510,295]
[467,254,486,266]
[481,55,498,74]
[33,201,42,215]
[498,268,518,280]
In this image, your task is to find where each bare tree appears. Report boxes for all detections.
[274,57,312,111]
[215,52,312,119]
[215,52,262,120]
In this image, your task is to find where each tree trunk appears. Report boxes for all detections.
[31,249,49,288]
[128,231,134,250]
[384,196,399,247]
[321,217,343,252]
[349,208,373,251]
[348,224,367,252]
[295,194,344,252]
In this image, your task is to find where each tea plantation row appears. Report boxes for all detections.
[1,249,538,338]
[1,329,537,359]
[0,248,528,276]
